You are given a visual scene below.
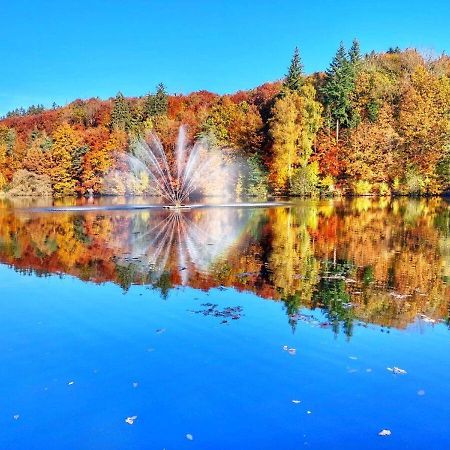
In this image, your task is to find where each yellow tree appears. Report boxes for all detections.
[398,66,450,192]
[51,123,81,196]
[269,84,322,192]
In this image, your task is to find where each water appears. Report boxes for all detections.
[0,197,448,449]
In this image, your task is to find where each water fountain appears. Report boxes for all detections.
[113,126,236,208]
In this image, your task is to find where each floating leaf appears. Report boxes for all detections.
[378,429,391,436]
[125,415,138,425]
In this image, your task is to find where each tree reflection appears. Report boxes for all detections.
[0,198,448,336]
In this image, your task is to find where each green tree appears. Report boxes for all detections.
[283,47,303,92]
[110,92,132,131]
[144,83,168,118]
[348,38,362,65]
[321,42,354,142]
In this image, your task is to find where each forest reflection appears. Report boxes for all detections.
[0,198,448,337]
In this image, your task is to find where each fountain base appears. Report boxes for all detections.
[162,204,193,210]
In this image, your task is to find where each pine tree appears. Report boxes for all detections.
[284,47,303,92]
[110,92,132,131]
[321,42,354,143]
[144,83,168,118]
[349,39,361,65]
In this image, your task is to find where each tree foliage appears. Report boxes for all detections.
[0,43,449,198]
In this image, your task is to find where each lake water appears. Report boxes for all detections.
[0,197,449,449]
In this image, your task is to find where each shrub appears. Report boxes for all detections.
[0,173,7,191]
[290,162,319,197]
[353,180,372,195]
[377,182,391,196]
[8,170,52,197]
[404,165,425,195]
[319,175,335,195]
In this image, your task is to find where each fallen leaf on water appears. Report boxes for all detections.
[186,433,193,441]
[378,429,391,436]
[125,415,137,425]
[387,367,407,375]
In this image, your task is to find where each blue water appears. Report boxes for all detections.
[0,264,449,449]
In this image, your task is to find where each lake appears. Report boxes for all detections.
[0,197,449,449]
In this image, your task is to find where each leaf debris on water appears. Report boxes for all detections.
[125,415,137,425]
[387,367,407,374]
[378,429,391,436]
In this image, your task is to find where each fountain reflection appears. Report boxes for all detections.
[111,208,256,288]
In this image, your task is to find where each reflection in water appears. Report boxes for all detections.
[0,198,448,336]
[112,208,255,288]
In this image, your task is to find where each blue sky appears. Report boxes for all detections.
[1,0,449,115]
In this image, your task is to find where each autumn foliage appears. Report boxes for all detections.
[0,45,449,197]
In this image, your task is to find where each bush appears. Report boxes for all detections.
[8,170,52,197]
[404,165,425,195]
[290,162,319,197]
[319,175,335,195]
[377,182,391,196]
[353,180,372,195]
[0,173,7,191]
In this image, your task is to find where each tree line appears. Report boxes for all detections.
[0,41,449,197]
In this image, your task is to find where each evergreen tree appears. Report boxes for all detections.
[110,92,132,131]
[283,47,303,92]
[144,83,168,118]
[321,42,354,143]
[349,38,361,65]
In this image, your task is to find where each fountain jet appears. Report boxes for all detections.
[111,126,235,206]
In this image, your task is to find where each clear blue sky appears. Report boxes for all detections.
[1,0,449,115]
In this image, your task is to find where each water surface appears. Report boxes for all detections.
[0,198,449,449]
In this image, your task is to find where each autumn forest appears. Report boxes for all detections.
[1,41,449,198]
